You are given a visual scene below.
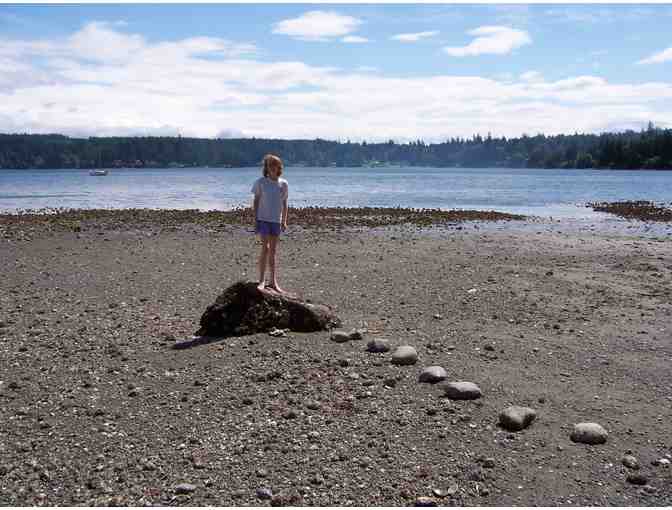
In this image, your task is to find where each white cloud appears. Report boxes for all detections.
[341,35,368,44]
[2,22,672,142]
[443,26,531,57]
[520,71,543,83]
[391,30,439,42]
[272,10,362,42]
[67,21,145,63]
[638,47,672,65]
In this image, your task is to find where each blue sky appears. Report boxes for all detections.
[1,4,672,141]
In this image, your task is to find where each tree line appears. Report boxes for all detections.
[1,123,671,170]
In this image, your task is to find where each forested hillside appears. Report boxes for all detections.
[1,124,670,170]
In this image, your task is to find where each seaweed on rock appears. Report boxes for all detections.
[196,281,341,337]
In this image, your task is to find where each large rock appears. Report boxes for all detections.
[499,406,537,431]
[443,381,482,400]
[196,281,341,337]
[418,366,447,384]
[391,346,418,365]
[570,422,608,445]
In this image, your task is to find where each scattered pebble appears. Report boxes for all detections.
[309,474,325,485]
[348,328,365,340]
[443,381,482,400]
[282,409,298,420]
[383,377,397,388]
[626,473,648,485]
[570,422,608,445]
[622,455,640,470]
[482,458,496,469]
[305,400,320,410]
[414,496,437,507]
[256,487,273,500]
[652,458,670,467]
[499,406,537,432]
[174,483,196,494]
[330,330,350,343]
[366,338,391,353]
[391,345,418,366]
[268,327,288,337]
[418,366,447,384]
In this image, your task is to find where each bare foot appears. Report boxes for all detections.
[257,281,266,292]
[270,283,296,298]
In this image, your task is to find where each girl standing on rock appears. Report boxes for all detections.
[251,154,289,294]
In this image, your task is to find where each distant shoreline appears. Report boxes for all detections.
[2,126,671,170]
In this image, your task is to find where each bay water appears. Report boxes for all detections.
[1,166,671,220]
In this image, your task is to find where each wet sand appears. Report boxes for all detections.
[1,209,671,506]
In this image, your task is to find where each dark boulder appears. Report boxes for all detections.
[196,281,341,337]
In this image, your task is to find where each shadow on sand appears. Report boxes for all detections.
[171,335,226,350]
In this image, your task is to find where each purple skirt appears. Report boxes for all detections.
[256,220,281,236]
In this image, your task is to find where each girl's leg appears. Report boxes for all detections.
[257,234,270,290]
[268,235,284,294]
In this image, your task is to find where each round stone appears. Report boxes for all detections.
[414,496,437,507]
[418,366,447,384]
[499,406,537,432]
[391,345,418,366]
[366,338,391,353]
[330,330,350,343]
[626,473,647,485]
[282,409,298,420]
[175,483,196,494]
[570,423,608,445]
[622,455,640,470]
[305,400,320,410]
[482,458,496,469]
[443,381,482,400]
[348,328,365,340]
[256,487,273,499]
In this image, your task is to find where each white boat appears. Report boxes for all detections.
[89,169,108,176]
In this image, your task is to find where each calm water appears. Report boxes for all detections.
[1,166,671,219]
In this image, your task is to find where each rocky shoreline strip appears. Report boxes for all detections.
[0,207,527,243]
[588,200,672,222]
[0,205,525,229]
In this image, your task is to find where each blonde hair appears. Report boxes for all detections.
[262,154,283,177]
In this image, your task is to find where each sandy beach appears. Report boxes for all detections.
[1,209,671,506]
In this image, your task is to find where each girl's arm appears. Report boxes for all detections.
[251,180,260,220]
[253,195,260,221]
[281,198,288,230]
